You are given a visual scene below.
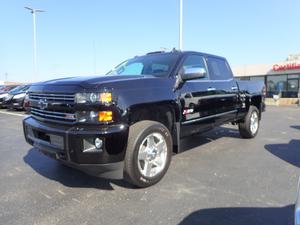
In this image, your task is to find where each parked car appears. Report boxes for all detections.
[0,85,18,93]
[3,85,31,110]
[23,50,265,187]
[0,85,20,108]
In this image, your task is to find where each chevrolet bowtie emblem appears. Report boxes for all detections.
[38,98,48,110]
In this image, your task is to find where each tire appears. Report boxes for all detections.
[124,120,172,188]
[238,106,260,138]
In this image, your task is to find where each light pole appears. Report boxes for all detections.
[179,0,183,50]
[25,6,45,80]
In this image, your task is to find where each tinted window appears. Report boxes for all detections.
[207,57,232,80]
[151,63,169,74]
[266,74,299,98]
[267,75,287,93]
[181,55,207,79]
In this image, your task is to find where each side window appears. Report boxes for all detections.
[207,57,232,80]
[151,64,169,75]
[181,55,207,79]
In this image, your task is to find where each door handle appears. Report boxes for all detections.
[231,86,238,91]
[207,87,216,91]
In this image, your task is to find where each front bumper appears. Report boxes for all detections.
[5,98,24,109]
[0,98,6,107]
[23,116,129,179]
[10,98,24,109]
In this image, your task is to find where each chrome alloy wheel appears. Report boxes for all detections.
[250,111,259,135]
[137,132,168,178]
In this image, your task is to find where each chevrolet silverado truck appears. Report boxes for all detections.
[23,50,265,187]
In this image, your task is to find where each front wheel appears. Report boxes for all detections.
[238,106,260,138]
[124,120,172,188]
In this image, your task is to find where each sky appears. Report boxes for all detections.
[1,0,300,83]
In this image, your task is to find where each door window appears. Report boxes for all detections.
[207,57,233,80]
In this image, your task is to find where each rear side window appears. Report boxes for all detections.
[207,57,232,80]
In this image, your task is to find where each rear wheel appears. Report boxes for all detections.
[238,106,260,138]
[124,120,172,188]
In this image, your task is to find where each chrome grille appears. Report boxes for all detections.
[31,107,76,123]
[29,93,75,103]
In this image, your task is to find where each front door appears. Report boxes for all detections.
[178,54,216,137]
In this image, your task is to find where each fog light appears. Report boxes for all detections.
[95,138,103,149]
[98,111,113,122]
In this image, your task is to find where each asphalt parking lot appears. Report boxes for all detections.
[0,106,299,225]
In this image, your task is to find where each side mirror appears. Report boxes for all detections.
[181,67,206,81]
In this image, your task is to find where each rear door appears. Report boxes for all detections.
[205,56,239,125]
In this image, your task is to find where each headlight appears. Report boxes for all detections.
[0,93,8,98]
[76,110,113,123]
[75,92,112,104]
[13,93,26,99]
[4,94,12,101]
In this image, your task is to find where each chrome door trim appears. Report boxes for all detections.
[182,110,237,125]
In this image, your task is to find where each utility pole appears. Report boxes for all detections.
[25,7,45,81]
[93,41,97,74]
[179,0,183,50]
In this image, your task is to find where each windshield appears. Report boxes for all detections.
[9,85,29,94]
[107,53,180,77]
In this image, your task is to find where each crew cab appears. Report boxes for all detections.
[23,50,265,187]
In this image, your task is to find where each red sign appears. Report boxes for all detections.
[273,63,300,71]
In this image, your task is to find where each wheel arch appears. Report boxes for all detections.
[249,95,263,119]
[127,101,181,153]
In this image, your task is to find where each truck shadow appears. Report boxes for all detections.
[291,125,300,131]
[265,125,300,168]
[23,148,133,190]
[178,205,294,225]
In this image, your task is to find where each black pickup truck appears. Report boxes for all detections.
[23,50,265,187]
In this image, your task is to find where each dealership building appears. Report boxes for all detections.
[232,54,300,105]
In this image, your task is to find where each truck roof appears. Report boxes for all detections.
[145,50,226,60]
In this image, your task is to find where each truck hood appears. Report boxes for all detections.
[34,75,147,88]
[29,74,174,94]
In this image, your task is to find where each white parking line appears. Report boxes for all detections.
[0,111,25,117]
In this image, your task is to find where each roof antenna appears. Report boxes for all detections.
[160,47,168,52]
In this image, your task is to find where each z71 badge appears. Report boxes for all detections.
[183,108,194,115]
